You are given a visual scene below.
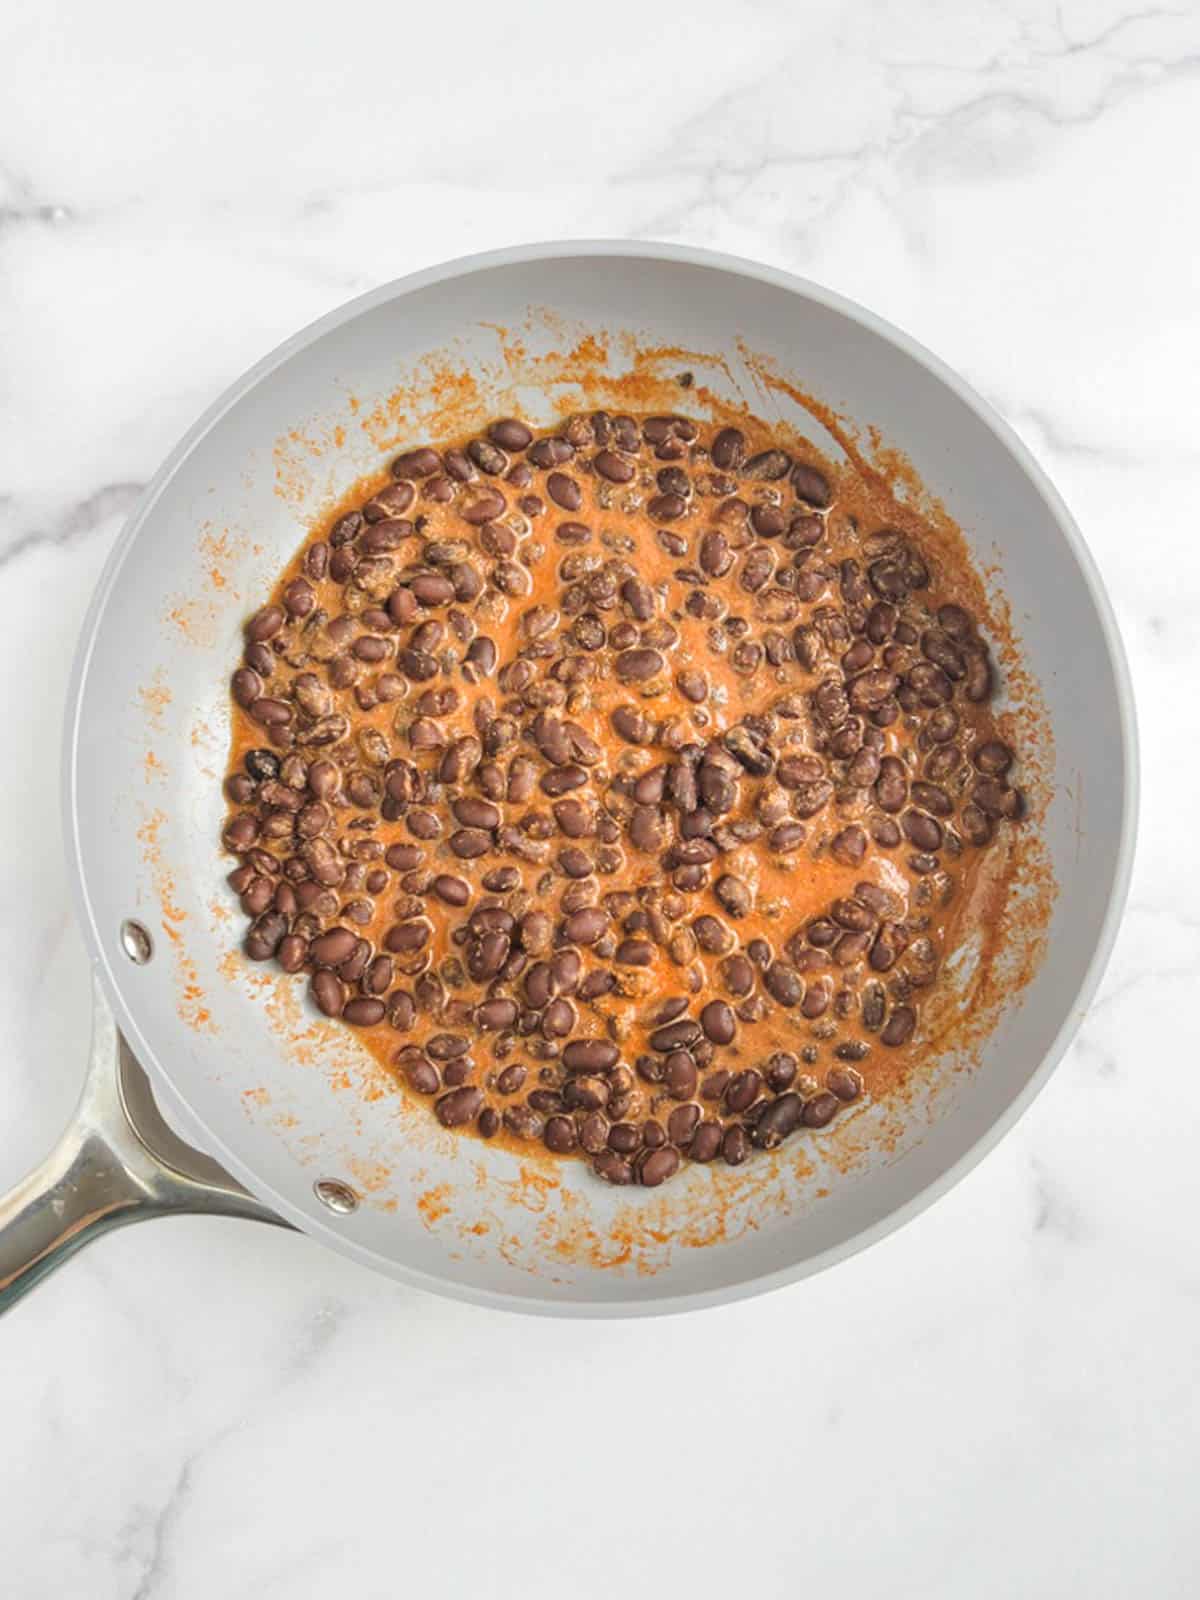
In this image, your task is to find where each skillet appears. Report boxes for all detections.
[0,242,1137,1317]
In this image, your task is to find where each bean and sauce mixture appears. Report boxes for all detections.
[222,406,1025,1188]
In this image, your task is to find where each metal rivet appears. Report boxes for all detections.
[120,919,153,965]
[314,1178,359,1215]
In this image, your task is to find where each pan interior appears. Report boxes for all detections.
[66,246,1131,1311]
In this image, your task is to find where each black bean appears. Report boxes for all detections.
[489,418,532,452]
[881,1006,916,1047]
[763,963,804,1007]
[460,489,506,525]
[801,978,832,1019]
[830,826,868,867]
[860,980,886,1031]
[922,630,966,680]
[802,1092,839,1128]
[649,1018,702,1053]
[343,997,386,1027]
[902,809,943,851]
[764,1052,798,1093]
[961,804,993,846]
[743,449,791,480]
[246,604,284,643]
[714,875,752,919]
[528,433,575,468]
[615,648,664,683]
[592,449,633,484]
[504,1104,544,1141]
[666,1104,701,1147]
[563,1039,619,1073]
[722,1126,750,1166]
[639,1146,680,1186]
[547,472,582,510]
[875,756,908,813]
[593,1150,634,1184]
[752,1093,803,1149]
[310,926,357,967]
[974,739,1014,776]
[827,1066,863,1102]
[699,999,736,1044]
[435,1086,483,1126]
[496,1063,527,1095]
[391,447,440,480]
[791,463,831,507]
[543,1115,577,1154]
[718,954,753,997]
[311,969,346,1017]
[698,529,734,578]
[725,1069,763,1113]
[711,427,746,470]
[664,1051,699,1100]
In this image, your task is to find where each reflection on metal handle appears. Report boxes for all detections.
[0,979,286,1315]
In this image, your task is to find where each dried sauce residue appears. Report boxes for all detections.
[137,808,215,1036]
[138,673,172,731]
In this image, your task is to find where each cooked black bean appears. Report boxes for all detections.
[615,648,664,683]
[547,472,582,510]
[699,999,736,1045]
[791,463,831,507]
[763,963,804,1007]
[435,1086,483,1126]
[311,969,346,1017]
[310,926,357,967]
[974,739,1013,776]
[802,1092,839,1128]
[710,427,746,470]
[664,1051,699,1101]
[743,449,791,481]
[751,1093,803,1149]
[902,809,943,851]
[343,997,386,1027]
[639,1146,680,1186]
[722,1125,750,1166]
[563,1038,619,1073]
[489,418,532,452]
[592,1150,634,1184]
[830,826,868,867]
[392,447,442,479]
[961,803,993,846]
[881,1006,916,1047]
[827,1066,863,1102]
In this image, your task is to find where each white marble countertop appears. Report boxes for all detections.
[1,1,1197,1594]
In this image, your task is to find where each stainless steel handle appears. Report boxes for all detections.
[0,979,286,1315]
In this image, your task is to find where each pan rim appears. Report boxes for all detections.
[61,238,1140,1317]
